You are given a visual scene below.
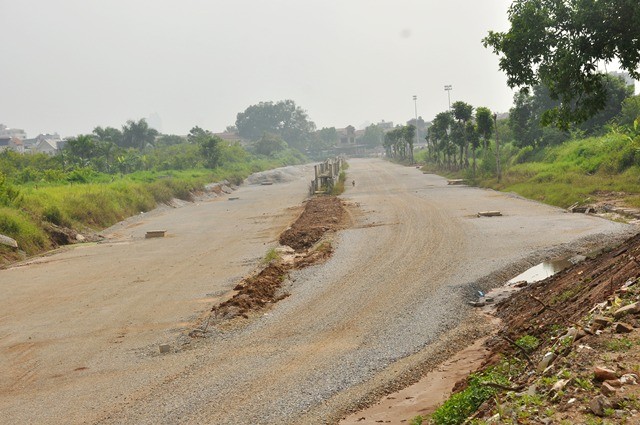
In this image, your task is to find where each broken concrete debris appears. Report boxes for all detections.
[145,230,166,239]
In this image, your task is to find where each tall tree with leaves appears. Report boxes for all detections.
[235,100,316,151]
[475,107,493,152]
[452,101,474,168]
[121,119,158,150]
[484,0,640,129]
[187,126,221,168]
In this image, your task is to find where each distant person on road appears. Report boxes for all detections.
[352,180,355,187]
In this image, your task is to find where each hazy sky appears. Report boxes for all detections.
[2,1,528,137]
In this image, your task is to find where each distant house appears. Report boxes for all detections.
[0,124,27,140]
[213,131,249,146]
[0,137,23,153]
[34,139,58,155]
[334,125,366,156]
[32,133,62,155]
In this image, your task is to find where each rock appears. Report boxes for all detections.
[537,352,556,373]
[614,322,634,333]
[75,234,86,242]
[0,234,18,249]
[594,366,618,381]
[469,301,486,307]
[159,344,170,354]
[613,302,640,318]
[485,297,495,303]
[593,315,614,326]
[605,379,623,388]
[552,379,569,392]
[620,374,639,385]
[513,280,528,288]
[477,211,502,217]
[614,410,626,419]
[601,382,618,396]
[590,395,613,417]
[576,329,588,341]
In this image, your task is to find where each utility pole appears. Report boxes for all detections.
[412,95,418,164]
[493,113,501,182]
[444,85,452,110]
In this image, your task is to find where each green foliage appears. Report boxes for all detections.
[483,0,640,129]
[431,373,498,425]
[330,171,347,195]
[235,99,316,151]
[0,207,50,253]
[516,335,540,352]
[385,125,417,162]
[605,338,634,352]
[0,173,22,207]
[360,123,385,148]
[262,248,281,264]
[255,132,288,156]
[409,415,424,425]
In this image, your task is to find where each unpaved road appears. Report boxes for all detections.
[0,159,631,424]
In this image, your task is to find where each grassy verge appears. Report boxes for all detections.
[0,157,305,264]
[418,132,640,209]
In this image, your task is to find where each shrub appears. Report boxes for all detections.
[0,207,49,253]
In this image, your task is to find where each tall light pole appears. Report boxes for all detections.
[412,95,418,164]
[444,85,452,110]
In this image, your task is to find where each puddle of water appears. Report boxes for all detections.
[508,258,573,284]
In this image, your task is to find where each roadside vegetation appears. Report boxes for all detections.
[416,85,640,210]
[0,119,307,265]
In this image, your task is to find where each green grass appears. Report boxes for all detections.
[464,132,640,209]
[0,153,307,264]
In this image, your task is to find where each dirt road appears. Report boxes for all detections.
[0,159,630,424]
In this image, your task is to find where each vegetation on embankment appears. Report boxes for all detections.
[418,130,640,210]
[0,152,306,265]
[483,131,640,209]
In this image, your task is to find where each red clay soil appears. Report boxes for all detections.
[457,232,640,422]
[493,233,640,346]
[209,195,348,322]
[279,196,346,251]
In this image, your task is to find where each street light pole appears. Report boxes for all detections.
[444,85,452,110]
[493,113,501,182]
[412,95,418,164]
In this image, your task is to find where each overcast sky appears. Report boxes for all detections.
[2,1,534,137]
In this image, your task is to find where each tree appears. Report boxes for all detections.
[187,126,221,168]
[360,124,385,148]
[121,119,159,150]
[579,74,634,133]
[235,100,316,151]
[63,135,97,167]
[475,107,493,151]
[403,125,416,163]
[429,112,455,167]
[255,132,288,156]
[93,126,123,146]
[509,86,570,148]
[466,121,480,175]
[483,0,640,128]
[452,101,474,167]
[315,127,339,148]
[617,95,640,128]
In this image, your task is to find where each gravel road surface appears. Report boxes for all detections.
[0,158,631,424]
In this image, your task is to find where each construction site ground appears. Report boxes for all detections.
[0,158,634,424]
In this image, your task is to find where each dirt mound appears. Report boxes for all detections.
[448,232,640,423]
[202,195,349,325]
[495,234,640,342]
[279,196,346,250]
[212,263,289,320]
